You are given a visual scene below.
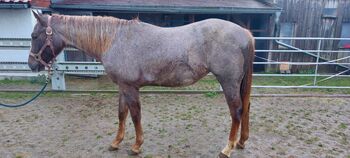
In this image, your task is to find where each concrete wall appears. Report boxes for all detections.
[0,9,36,62]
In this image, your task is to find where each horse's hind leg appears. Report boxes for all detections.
[109,90,129,150]
[215,76,243,158]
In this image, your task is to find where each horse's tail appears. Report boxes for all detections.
[238,30,255,148]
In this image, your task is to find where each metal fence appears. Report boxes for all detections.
[254,37,350,89]
[1,37,350,91]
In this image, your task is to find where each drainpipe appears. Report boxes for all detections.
[266,11,281,72]
[274,11,281,37]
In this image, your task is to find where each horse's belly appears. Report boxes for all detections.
[151,63,208,87]
[157,72,196,87]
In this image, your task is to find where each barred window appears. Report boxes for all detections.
[339,23,350,49]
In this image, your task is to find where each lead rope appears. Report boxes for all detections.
[0,70,51,108]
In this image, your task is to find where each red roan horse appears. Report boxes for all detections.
[28,12,255,158]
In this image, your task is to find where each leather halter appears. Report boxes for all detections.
[29,16,57,69]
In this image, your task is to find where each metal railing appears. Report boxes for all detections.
[254,37,350,88]
[1,37,350,91]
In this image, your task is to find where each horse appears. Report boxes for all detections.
[28,11,255,158]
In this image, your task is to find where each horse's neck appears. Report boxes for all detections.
[57,15,131,60]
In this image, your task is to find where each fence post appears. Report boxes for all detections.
[51,67,66,91]
[313,39,322,86]
[51,53,66,91]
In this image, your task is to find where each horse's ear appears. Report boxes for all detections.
[32,10,45,26]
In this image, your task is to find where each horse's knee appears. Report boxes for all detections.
[127,100,141,122]
[228,101,243,122]
[118,111,128,120]
[234,105,243,121]
[129,111,141,125]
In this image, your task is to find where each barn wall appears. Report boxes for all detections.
[0,9,36,62]
[270,0,350,73]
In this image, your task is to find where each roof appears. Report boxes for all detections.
[30,0,50,8]
[51,0,281,14]
[0,0,30,8]
[0,0,30,2]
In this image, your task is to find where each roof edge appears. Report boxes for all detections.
[50,4,282,14]
[0,3,29,9]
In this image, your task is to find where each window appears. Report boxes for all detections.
[279,22,295,46]
[322,1,337,18]
[64,50,95,62]
[322,8,337,18]
[339,23,350,49]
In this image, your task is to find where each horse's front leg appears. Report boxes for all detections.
[120,84,144,154]
[109,90,129,150]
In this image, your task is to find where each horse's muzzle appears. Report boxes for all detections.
[28,56,45,72]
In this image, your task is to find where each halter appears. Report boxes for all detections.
[29,16,57,72]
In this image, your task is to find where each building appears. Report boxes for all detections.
[270,0,350,73]
[1,0,281,72]
[2,0,349,73]
[0,0,35,62]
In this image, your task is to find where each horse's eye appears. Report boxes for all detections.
[31,33,38,39]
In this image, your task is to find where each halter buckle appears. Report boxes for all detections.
[34,54,40,60]
[46,27,53,36]
[30,52,41,61]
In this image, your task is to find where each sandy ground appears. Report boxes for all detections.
[1,94,350,158]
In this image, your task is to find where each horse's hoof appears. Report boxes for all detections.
[128,148,141,155]
[108,144,119,151]
[236,142,245,149]
[217,152,229,158]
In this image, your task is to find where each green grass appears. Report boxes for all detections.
[339,123,348,130]
[0,75,349,98]
[253,76,350,86]
[96,135,102,139]
[0,78,32,85]
[0,92,35,99]
[253,76,350,94]
[0,76,46,85]
[0,92,85,100]
[254,76,309,86]
[144,155,153,158]
[204,91,219,98]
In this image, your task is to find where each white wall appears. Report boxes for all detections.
[0,9,36,62]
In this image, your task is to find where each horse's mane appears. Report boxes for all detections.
[56,14,138,55]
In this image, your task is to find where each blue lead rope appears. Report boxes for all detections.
[0,77,49,108]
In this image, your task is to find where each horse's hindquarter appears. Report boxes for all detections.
[102,19,250,87]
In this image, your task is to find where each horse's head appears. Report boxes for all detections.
[28,11,66,72]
